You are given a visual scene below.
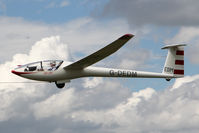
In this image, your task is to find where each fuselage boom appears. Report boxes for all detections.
[14,61,176,83]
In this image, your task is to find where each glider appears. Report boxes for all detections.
[11,34,186,88]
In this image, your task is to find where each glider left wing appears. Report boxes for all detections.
[64,34,134,70]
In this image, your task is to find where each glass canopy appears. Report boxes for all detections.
[14,60,63,72]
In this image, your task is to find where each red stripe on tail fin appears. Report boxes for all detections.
[176,50,184,55]
[175,60,184,65]
[174,69,184,75]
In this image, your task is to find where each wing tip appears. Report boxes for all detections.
[119,34,134,40]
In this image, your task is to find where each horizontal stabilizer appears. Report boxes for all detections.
[162,44,187,49]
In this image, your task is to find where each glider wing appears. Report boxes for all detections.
[64,34,134,70]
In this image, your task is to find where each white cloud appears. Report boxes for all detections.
[33,88,75,119]
[71,87,156,124]
[165,27,199,64]
[171,75,199,91]
[116,48,151,69]
[29,36,68,61]
[0,36,69,122]
[165,27,199,44]
[70,77,199,133]
[83,77,103,88]
[100,0,199,27]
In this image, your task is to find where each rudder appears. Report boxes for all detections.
[162,44,186,79]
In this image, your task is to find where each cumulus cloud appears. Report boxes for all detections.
[83,77,103,88]
[33,89,75,119]
[100,0,199,27]
[29,36,68,61]
[172,75,199,90]
[0,36,69,123]
[68,77,199,133]
[116,48,151,69]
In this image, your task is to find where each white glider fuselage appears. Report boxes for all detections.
[12,61,177,82]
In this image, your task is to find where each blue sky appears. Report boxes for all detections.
[1,0,108,23]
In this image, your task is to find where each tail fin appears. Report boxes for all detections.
[162,44,186,79]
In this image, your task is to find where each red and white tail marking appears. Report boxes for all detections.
[162,44,186,77]
[174,49,184,75]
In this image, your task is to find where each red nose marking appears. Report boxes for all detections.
[11,70,33,75]
[11,70,21,75]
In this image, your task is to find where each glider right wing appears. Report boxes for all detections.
[64,34,134,70]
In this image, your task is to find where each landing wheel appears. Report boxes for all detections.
[55,82,65,89]
[166,78,171,81]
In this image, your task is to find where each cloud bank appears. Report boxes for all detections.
[101,0,199,27]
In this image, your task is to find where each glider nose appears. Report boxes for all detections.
[11,70,21,75]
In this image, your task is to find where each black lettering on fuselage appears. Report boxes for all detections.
[123,71,127,76]
[110,70,114,76]
[127,71,131,76]
[118,70,122,76]
[109,70,137,77]
[164,67,174,73]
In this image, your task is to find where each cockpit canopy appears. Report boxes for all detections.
[14,60,63,72]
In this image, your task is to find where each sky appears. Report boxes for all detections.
[0,0,199,133]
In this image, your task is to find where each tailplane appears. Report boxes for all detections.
[162,44,186,80]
